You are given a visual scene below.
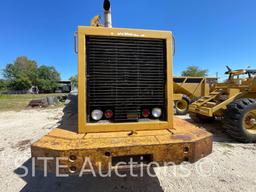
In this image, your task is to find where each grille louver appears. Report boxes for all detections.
[86,36,167,122]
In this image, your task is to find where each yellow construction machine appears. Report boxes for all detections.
[173,77,217,115]
[31,0,212,174]
[189,66,256,143]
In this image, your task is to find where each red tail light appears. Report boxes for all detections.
[142,109,150,118]
[105,110,113,119]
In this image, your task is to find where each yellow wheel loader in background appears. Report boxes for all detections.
[31,0,212,174]
[189,66,256,143]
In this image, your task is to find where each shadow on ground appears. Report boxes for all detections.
[58,93,78,133]
[15,159,164,192]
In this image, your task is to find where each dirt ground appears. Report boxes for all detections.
[0,98,256,192]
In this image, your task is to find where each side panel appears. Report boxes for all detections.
[78,30,86,133]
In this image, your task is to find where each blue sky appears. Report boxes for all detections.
[0,0,256,80]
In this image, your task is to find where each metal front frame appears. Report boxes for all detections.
[77,26,173,133]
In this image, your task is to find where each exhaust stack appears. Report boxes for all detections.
[103,0,112,28]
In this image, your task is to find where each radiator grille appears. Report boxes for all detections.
[86,36,167,122]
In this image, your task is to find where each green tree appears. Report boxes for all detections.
[3,56,38,90]
[181,66,208,77]
[0,79,7,91]
[3,56,61,92]
[69,75,78,88]
[36,65,60,92]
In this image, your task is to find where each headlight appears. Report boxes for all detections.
[91,109,103,121]
[152,108,162,118]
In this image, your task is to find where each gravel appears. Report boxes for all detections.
[0,107,255,192]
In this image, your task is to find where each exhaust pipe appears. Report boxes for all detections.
[103,0,112,28]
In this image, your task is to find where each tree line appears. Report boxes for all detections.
[0,56,60,93]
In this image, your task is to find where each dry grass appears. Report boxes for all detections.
[0,93,65,112]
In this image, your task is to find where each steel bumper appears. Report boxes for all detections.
[31,117,212,174]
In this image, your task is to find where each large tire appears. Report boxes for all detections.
[189,112,215,123]
[175,95,191,115]
[223,98,256,143]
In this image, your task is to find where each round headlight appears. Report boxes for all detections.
[152,108,162,118]
[91,109,103,121]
